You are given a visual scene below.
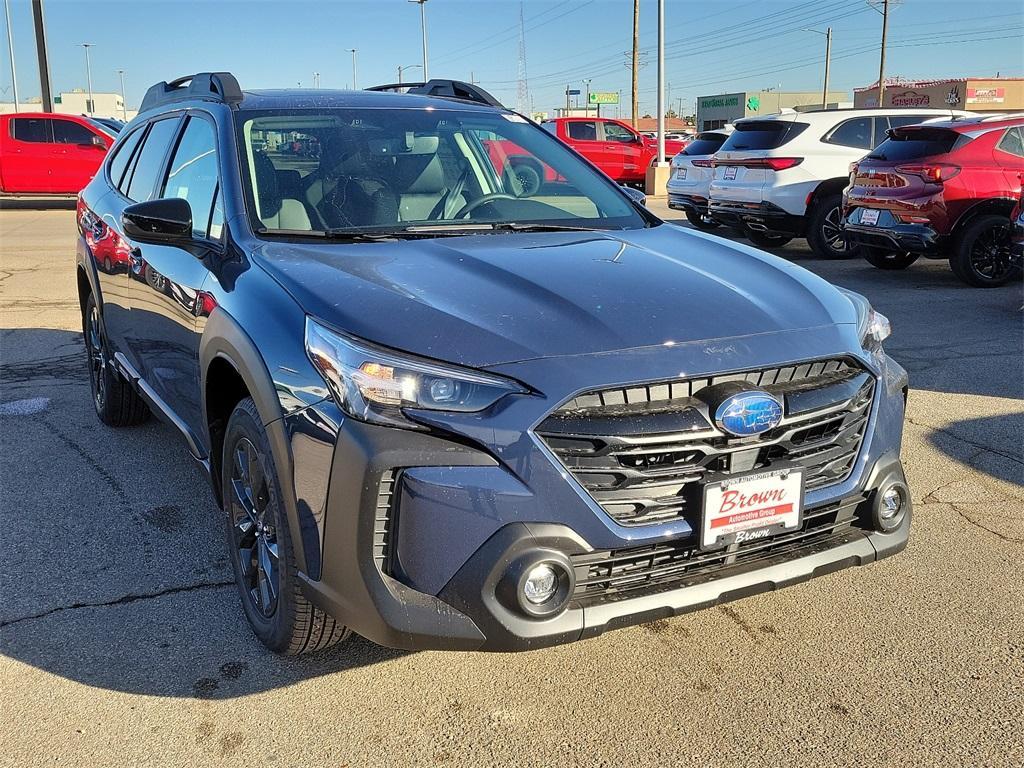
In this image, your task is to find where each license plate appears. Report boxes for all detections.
[860,208,880,226]
[674,168,687,180]
[701,467,804,550]
[723,166,738,180]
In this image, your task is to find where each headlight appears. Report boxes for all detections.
[305,317,527,428]
[842,289,891,351]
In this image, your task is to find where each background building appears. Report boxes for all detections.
[853,77,1024,112]
[696,90,850,131]
[0,90,134,120]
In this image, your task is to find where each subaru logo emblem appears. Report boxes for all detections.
[715,391,783,437]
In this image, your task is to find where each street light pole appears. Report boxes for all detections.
[116,68,126,119]
[804,27,832,108]
[348,48,357,90]
[81,43,94,115]
[656,0,665,165]
[3,0,18,111]
[409,0,429,81]
[398,63,421,84]
[877,0,890,107]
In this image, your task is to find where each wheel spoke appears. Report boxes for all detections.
[238,544,257,578]
[258,539,278,602]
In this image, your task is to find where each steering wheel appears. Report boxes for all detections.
[454,193,519,219]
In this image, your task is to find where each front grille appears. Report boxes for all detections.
[372,470,399,575]
[570,493,869,606]
[537,358,875,526]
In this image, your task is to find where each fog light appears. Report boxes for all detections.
[523,564,558,605]
[880,487,903,520]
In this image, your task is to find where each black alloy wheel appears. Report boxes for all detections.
[229,435,279,619]
[85,299,107,413]
[81,293,148,427]
[950,214,1019,288]
[808,194,859,259]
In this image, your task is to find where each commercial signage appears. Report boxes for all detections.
[890,89,931,107]
[700,95,740,109]
[588,91,619,105]
[967,87,1005,104]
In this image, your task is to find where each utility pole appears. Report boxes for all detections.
[583,78,591,115]
[81,43,94,115]
[4,0,18,111]
[348,48,357,90]
[804,27,832,108]
[116,68,126,119]
[877,0,890,107]
[565,82,570,114]
[30,0,52,112]
[630,0,639,128]
[656,0,665,164]
[409,0,429,80]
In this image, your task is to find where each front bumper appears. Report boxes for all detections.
[295,347,912,653]
[708,200,805,236]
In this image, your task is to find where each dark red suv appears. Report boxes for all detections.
[843,115,1024,287]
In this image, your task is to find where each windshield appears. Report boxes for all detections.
[237,107,647,236]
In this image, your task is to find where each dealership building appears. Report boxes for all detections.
[853,77,1024,112]
[695,90,849,131]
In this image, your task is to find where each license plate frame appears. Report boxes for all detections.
[723,166,738,180]
[860,208,880,226]
[675,168,687,180]
[700,466,805,551]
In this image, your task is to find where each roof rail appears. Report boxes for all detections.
[140,72,243,113]
[365,79,504,109]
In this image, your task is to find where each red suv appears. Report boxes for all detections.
[0,112,114,195]
[843,114,1024,287]
[541,117,687,185]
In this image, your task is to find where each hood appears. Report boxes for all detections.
[254,225,858,368]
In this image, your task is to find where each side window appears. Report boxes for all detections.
[126,118,180,202]
[996,127,1024,158]
[52,119,99,145]
[826,118,873,149]
[11,117,53,143]
[160,116,219,239]
[601,121,635,142]
[566,121,597,141]
[108,126,145,190]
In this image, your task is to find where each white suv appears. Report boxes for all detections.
[667,127,732,230]
[707,108,971,257]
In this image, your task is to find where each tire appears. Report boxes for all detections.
[949,214,1018,288]
[223,397,350,655]
[510,161,542,197]
[82,293,149,427]
[807,194,860,259]
[685,209,721,231]
[744,227,793,249]
[862,246,920,270]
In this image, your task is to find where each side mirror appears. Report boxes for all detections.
[91,134,107,148]
[620,185,647,206]
[122,198,193,244]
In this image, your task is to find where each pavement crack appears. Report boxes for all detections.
[906,416,1024,466]
[0,580,235,629]
[947,502,1023,544]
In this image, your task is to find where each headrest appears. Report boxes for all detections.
[395,155,446,195]
[252,151,281,218]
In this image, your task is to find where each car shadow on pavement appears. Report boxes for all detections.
[925,412,1024,488]
[0,327,407,699]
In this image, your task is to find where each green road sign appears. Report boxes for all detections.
[588,91,619,105]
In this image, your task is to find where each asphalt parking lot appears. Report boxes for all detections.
[1,198,1021,768]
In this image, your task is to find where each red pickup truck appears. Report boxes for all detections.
[541,117,687,185]
[0,112,113,195]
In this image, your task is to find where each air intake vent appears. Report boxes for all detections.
[373,470,399,574]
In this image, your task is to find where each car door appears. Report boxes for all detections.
[598,120,642,181]
[563,120,609,174]
[993,126,1024,194]
[4,116,55,192]
[126,112,223,439]
[50,117,110,193]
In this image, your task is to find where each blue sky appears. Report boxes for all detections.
[3,0,1022,116]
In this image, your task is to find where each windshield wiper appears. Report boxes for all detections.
[488,222,607,233]
[257,226,475,242]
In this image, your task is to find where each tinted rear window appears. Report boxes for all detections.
[867,128,962,161]
[682,133,728,156]
[721,121,808,151]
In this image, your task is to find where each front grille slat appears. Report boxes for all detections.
[538,358,875,527]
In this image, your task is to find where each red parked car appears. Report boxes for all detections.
[0,112,113,195]
[843,114,1024,287]
[541,117,687,186]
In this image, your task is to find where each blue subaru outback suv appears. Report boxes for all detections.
[76,73,911,654]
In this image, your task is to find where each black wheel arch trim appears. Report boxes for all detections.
[952,197,1017,239]
[199,306,315,576]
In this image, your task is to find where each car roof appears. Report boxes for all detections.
[733,107,973,126]
[1,111,91,120]
[902,112,1024,132]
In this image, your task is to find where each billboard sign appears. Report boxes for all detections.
[588,91,619,105]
